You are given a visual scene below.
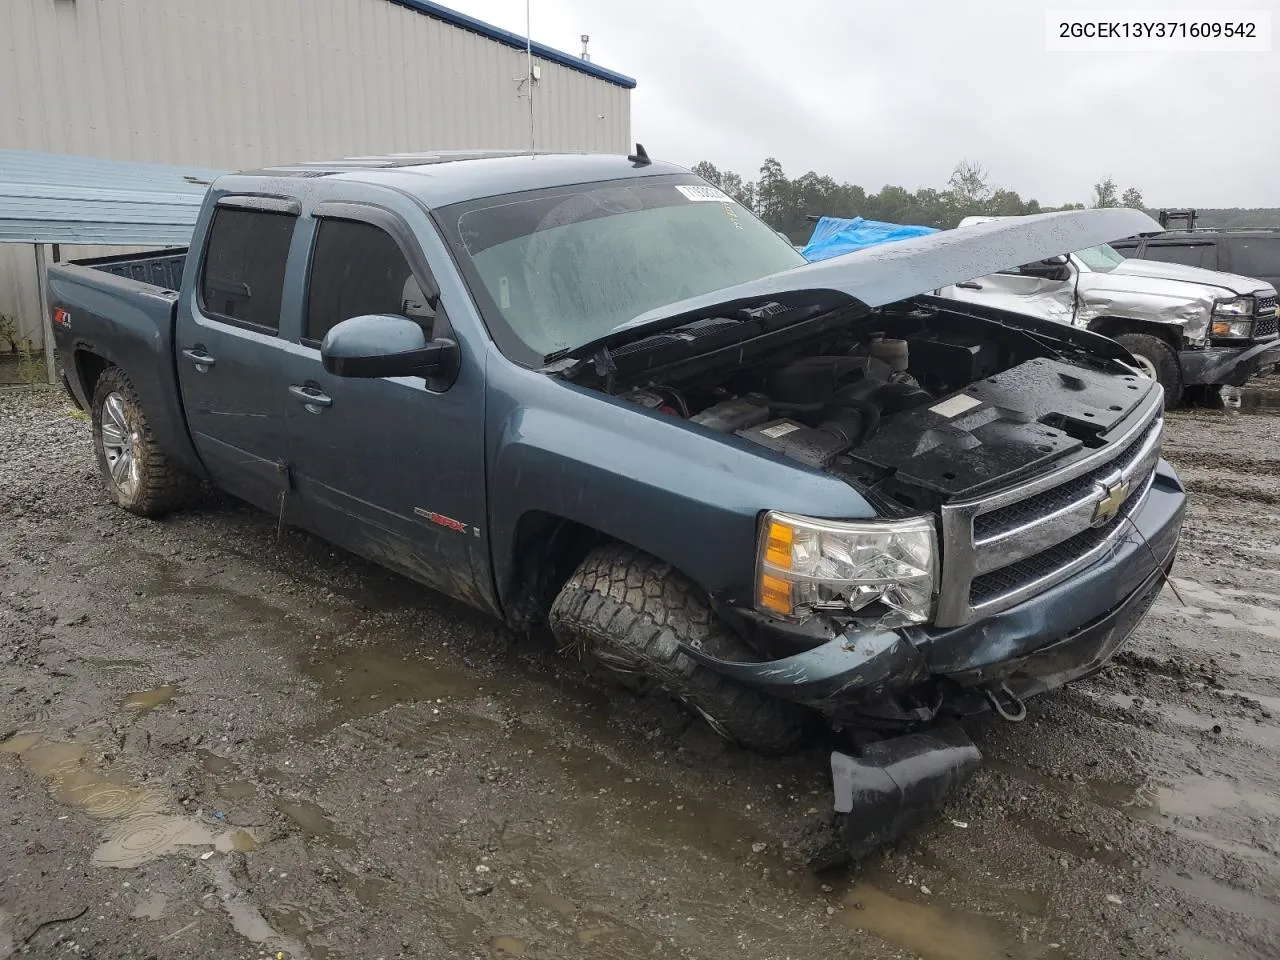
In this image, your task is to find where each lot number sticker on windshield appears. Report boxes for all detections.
[676,185,733,203]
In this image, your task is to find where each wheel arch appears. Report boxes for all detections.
[1086,316,1184,351]
[72,348,112,405]
[500,510,641,630]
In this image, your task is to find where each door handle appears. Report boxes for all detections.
[289,384,333,413]
[956,281,983,290]
[182,347,217,371]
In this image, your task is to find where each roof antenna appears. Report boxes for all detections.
[627,143,650,166]
[525,0,535,155]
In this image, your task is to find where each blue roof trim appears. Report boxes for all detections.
[382,0,637,89]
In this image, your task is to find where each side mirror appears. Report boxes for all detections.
[321,314,459,389]
[1019,258,1072,282]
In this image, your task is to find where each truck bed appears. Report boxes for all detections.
[47,252,205,479]
[70,247,188,292]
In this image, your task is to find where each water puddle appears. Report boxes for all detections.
[276,797,353,848]
[1159,579,1280,642]
[198,750,238,775]
[1151,867,1280,923]
[1223,385,1280,415]
[121,684,178,714]
[206,859,308,958]
[1011,813,1131,866]
[269,906,331,960]
[1,731,257,868]
[276,798,336,835]
[835,884,1018,960]
[984,756,1135,812]
[130,892,167,921]
[491,935,527,956]
[217,780,258,801]
[95,815,255,868]
[1130,773,1280,821]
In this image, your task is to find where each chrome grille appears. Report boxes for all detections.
[935,388,1164,627]
[973,418,1162,541]
[1257,293,1278,340]
[968,468,1153,605]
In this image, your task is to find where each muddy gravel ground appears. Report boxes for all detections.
[2,380,1279,960]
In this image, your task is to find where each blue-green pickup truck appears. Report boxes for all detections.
[47,151,1183,858]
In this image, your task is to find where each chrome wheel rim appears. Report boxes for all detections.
[100,391,139,498]
[1131,354,1158,380]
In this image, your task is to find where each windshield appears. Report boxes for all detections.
[1075,243,1127,272]
[437,175,806,364]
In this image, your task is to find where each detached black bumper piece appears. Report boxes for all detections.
[1180,339,1280,386]
[820,725,981,866]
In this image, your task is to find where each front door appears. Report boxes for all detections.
[175,202,298,513]
[278,209,493,612]
[941,257,1078,327]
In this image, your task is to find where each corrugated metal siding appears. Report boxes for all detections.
[0,0,631,166]
[0,0,633,347]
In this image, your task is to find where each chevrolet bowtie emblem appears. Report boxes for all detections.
[1091,477,1132,526]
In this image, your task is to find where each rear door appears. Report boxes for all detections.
[175,198,299,513]
[277,204,493,611]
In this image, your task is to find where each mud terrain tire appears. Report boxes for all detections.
[91,366,198,516]
[1115,332,1182,409]
[549,543,808,755]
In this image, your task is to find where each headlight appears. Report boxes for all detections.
[1213,297,1254,317]
[1211,318,1253,338]
[756,512,937,627]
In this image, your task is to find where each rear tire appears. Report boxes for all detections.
[91,366,197,516]
[1114,333,1182,409]
[549,543,808,755]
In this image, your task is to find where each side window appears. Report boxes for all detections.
[1229,237,1280,279]
[199,208,295,331]
[1144,243,1217,270]
[305,219,436,343]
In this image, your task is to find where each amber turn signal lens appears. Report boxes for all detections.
[759,573,793,616]
[764,520,794,569]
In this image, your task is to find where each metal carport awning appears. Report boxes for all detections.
[0,150,226,381]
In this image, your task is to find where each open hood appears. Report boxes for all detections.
[561,208,1160,360]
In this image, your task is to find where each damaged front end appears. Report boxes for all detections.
[817,725,982,868]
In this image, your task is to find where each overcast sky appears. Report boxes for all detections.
[446,0,1280,208]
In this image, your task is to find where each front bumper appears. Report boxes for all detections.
[683,462,1184,717]
[1180,338,1280,386]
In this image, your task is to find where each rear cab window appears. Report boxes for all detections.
[198,207,296,332]
[1142,242,1219,271]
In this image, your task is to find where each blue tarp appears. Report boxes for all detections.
[800,216,939,262]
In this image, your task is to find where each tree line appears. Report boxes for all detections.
[690,159,1150,242]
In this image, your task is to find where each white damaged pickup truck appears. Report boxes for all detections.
[939,215,1280,407]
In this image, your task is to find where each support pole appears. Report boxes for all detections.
[34,243,56,384]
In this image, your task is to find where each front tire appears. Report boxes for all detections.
[1114,333,1182,409]
[549,543,808,755]
[91,366,196,516]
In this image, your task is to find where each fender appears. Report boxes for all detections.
[48,263,209,479]
[484,356,878,615]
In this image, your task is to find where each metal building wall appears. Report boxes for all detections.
[0,0,633,348]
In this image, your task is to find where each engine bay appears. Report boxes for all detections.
[576,302,1152,512]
